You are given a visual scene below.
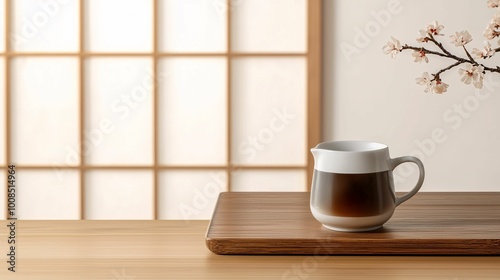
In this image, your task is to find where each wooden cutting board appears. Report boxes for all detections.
[205,192,500,255]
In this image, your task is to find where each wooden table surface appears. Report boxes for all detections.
[0,221,499,280]
[207,192,500,255]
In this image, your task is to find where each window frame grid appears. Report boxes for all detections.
[1,0,322,220]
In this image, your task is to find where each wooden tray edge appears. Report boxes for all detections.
[206,238,500,255]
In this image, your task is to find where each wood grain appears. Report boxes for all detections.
[206,192,500,255]
[0,220,498,279]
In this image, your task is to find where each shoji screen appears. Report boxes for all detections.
[0,0,321,220]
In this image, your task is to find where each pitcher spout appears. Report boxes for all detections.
[310,147,322,160]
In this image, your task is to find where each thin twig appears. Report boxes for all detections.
[432,61,464,80]
[463,46,477,64]
[428,34,453,56]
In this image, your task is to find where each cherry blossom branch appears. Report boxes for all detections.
[401,45,458,60]
[383,3,500,94]
[400,44,500,75]
[400,44,475,76]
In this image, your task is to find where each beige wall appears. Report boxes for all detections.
[324,0,500,191]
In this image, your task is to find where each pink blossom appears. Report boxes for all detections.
[484,14,500,40]
[383,37,402,58]
[415,73,448,94]
[472,41,495,59]
[488,0,500,8]
[416,21,444,42]
[426,21,444,36]
[431,80,449,94]
[491,13,500,27]
[412,49,429,63]
[415,72,433,93]
[416,30,429,43]
[450,31,473,46]
[484,26,498,40]
[458,63,485,89]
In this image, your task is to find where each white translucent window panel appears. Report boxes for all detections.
[85,0,152,52]
[0,58,4,166]
[0,170,5,219]
[232,170,307,192]
[85,170,153,220]
[158,170,227,220]
[11,57,79,165]
[85,58,153,165]
[11,0,79,52]
[158,0,227,53]
[0,0,5,52]
[231,0,307,52]
[231,58,307,165]
[158,58,227,165]
[17,170,80,219]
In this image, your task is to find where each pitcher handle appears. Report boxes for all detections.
[389,156,425,206]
